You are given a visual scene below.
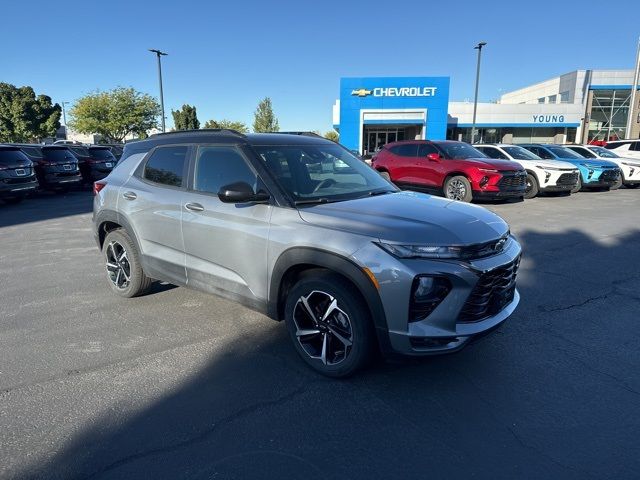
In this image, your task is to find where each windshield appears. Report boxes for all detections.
[588,146,619,158]
[547,146,583,159]
[69,146,90,157]
[569,147,596,158]
[43,148,76,162]
[436,142,487,159]
[253,143,395,203]
[90,148,116,160]
[502,146,540,160]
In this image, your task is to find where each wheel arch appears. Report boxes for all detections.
[94,209,142,253]
[268,247,392,354]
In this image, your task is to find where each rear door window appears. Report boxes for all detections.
[143,146,189,187]
[417,144,439,156]
[477,147,507,159]
[193,146,257,194]
[389,144,418,157]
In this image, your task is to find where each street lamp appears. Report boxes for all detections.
[149,49,168,133]
[61,101,69,125]
[470,41,487,144]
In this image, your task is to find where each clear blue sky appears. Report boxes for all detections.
[2,0,639,133]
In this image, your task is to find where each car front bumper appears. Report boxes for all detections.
[353,236,522,356]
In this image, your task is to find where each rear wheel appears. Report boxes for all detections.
[570,175,582,194]
[444,175,473,202]
[524,173,539,199]
[285,271,375,377]
[102,229,152,298]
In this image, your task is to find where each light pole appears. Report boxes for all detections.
[625,37,640,139]
[61,101,69,125]
[471,41,487,144]
[149,49,168,133]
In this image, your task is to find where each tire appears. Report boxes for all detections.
[443,175,473,202]
[570,175,582,194]
[625,182,640,189]
[102,229,152,298]
[611,174,623,190]
[284,271,375,378]
[524,173,539,199]
[378,170,391,182]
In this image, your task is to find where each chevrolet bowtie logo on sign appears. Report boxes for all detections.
[351,87,438,98]
[351,89,372,97]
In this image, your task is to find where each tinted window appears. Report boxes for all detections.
[502,146,540,160]
[435,142,486,159]
[588,146,619,158]
[0,148,30,165]
[389,144,418,157]
[194,146,257,194]
[547,146,582,159]
[20,147,43,159]
[567,147,596,158]
[477,147,507,159]
[90,148,116,160]
[69,146,90,157]
[43,148,76,162]
[417,144,438,156]
[143,146,188,187]
[605,141,632,150]
[535,148,554,159]
[632,141,640,151]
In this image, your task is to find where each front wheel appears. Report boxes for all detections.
[570,175,582,194]
[611,174,623,190]
[524,173,539,199]
[444,175,473,202]
[285,271,375,377]
[102,229,152,298]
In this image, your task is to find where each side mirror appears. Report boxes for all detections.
[426,153,442,161]
[218,181,270,204]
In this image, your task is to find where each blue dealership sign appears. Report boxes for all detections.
[338,77,450,152]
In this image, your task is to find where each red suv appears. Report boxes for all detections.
[372,140,526,202]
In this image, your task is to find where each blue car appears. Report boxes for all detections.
[519,144,620,192]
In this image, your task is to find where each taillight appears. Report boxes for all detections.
[93,181,107,195]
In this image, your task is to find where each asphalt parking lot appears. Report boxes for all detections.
[1,189,639,480]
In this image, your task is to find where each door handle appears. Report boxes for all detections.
[122,191,137,200]
[184,202,204,212]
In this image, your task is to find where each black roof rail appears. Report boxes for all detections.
[149,128,247,138]
[273,131,323,138]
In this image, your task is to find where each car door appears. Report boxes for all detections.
[181,144,272,306]
[414,143,444,188]
[388,144,418,184]
[118,145,189,285]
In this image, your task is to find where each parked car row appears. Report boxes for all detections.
[370,139,640,202]
[0,143,119,203]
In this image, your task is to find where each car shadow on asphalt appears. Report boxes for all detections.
[0,188,94,228]
[22,229,640,480]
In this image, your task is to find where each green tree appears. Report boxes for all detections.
[0,83,61,142]
[252,97,279,132]
[203,119,249,133]
[172,104,200,130]
[69,87,160,142]
[324,130,339,142]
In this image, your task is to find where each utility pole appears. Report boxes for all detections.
[471,42,487,144]
[149,49,168,133]
[626,37,640,139]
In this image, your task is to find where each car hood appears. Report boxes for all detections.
[524,159,576,170]
[298,191,509,245]
[560,157,617,168]
[456,157,523,170]
[609,156,640,167]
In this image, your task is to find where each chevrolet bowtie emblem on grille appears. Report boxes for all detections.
[494,238,507,251]
[351,88,372,97]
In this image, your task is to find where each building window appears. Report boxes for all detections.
[587,89,631,143]
[560,91,570,103]
[538,97,545,104]
[548,95,557,104]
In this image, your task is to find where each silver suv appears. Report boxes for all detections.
[93,130,522,377]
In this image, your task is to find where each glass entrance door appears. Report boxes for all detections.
[363,127,407,155]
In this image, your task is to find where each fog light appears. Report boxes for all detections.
[588,169,594,179]
[545,171,551,183]
[479,176,489,188]
[410,276,452,322]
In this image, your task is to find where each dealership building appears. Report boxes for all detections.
[333,70,640,154]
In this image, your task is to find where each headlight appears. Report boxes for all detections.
[622,162,640,167]
[478,168,498,173]
[536,165,562,171]
[377,242,463,259]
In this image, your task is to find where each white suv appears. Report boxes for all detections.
[565,144,640,189]
[605,140,640,161]
[475,144,580,198]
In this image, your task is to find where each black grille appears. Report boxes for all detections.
[498,172,526,189]
[557,172,579,185]
[459,256,520,323]
[600,169,619,182]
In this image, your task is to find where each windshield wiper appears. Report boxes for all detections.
[368,189,395,197]
[294,198,334,206]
